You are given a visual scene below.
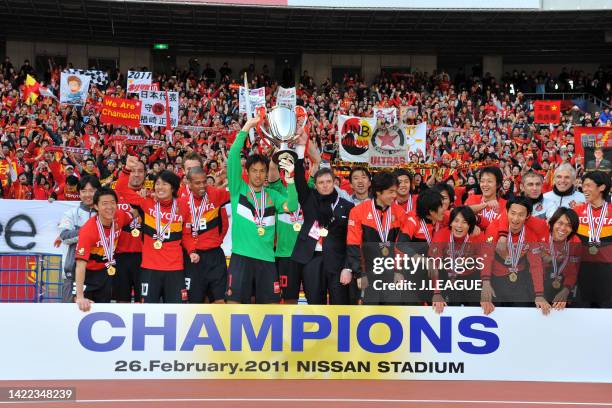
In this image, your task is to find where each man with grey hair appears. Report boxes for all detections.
[543,163,585,219]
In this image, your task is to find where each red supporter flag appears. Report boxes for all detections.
[573,126,612,157]
[100,96,141,128]
[534,100,561,124]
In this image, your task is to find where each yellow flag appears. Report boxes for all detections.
[24,74,39,105]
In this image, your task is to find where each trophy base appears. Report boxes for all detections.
[272,149,298,165]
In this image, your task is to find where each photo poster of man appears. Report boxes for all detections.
[575,126,612,172]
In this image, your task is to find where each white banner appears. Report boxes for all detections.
[406,122,427,156]
[0,304,610,381]
[239,87,266,114]
[338,115,376,163]
[373,107,398,126]
[60,72,91,105]
[276,86,296,109]
[127,71,156,93]
[0,200,78,255]
[139,90,179,128]
[369,123,407,167]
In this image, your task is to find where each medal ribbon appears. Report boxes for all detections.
[507,226,525,271]
[420,220,433,245]
[95,216,116,268]
[290,206,303,223]
[154,199,177,242]
[248,185,266,227]
[371,200,391,243]
[448,233,469,277]
[587,202,608,246]
[189,191,208,236]
[549,235,569,281]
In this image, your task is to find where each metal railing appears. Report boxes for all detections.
[0,253,63,303]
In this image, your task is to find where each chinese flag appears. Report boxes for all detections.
[534,100,561,124]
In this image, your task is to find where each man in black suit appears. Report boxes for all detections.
[586,147,611,171]
[290,136,356,304]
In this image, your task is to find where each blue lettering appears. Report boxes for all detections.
[230,314,282,351]
[458,316,499,354]
[357,315,403,353]
[180,314,226,351]
[409,316,452,353]
[78,312,125,352]
[133,313,177,351]
[291,315,331,352]
[337,315,350,352]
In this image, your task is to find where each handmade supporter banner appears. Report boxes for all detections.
[0,199,78,255]
[64,69,109,87]
[100,97,142,128]
[373,107,398,126]
[338,115,376,163]
[139,90,179,128]
[533,100,561,124]
[369,122,408,167]
[126,71,157,93]
[276,86,296,109]
[239,87,266,114]
[406,122,427,155]
[574,126,612,171]
[400,106,418,122]
[0,304,610,381]
[60,72,91,105]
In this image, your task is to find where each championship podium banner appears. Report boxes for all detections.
[1,304,611,382]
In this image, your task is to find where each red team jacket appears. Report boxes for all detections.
[75,211,132,271]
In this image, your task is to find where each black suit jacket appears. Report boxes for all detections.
[290,158,354,273]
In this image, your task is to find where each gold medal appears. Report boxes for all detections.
[131,229,140,238]
[381,247,390,257]
[319,228,328,237]
[107,265,116,276]
[552,279,562,289]
[509,272,518,283]
[257,227,265,236]
[589,245,599,255]
[153,240,163,250]
[293,223,301,232]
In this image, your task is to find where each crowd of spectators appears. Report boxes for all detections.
[0,55,611,201]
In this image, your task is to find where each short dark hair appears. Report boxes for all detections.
[154,170,181,198]
[433,182,455,205]
[65,175,79,187]
[480,166,503,189]
[245,154,269,172]
[349,166,371,183]
[393,168,413,182]
[371,172,398,196]
[416,189,443,220]
[448,206,477,234]
[506,195,533,215]
[548,207,579,240]
[583,170,611,199]
[314,167,334,183]
[93,187,118,206]
[78,175,101,192]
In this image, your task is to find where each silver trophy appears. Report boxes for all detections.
[258,106,303,164]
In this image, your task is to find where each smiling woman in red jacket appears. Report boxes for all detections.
[429,206,486,314]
